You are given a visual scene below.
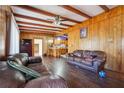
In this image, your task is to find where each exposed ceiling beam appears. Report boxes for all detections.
[18,25,61,31]
[16,21,66,30]
[13,5,81,23]
[58,5,92,18]
[20,30,57,35]
[99,5,109,12]
[20,29,61,33]
[14,13,72,27]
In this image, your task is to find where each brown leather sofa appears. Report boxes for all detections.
[0,53,68,88]
[67,50,106,73]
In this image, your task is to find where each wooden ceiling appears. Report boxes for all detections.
[11,5,117,35]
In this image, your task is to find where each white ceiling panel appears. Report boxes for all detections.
[12,6,57,20]
[71,5,104,17]
[106,5,117,9]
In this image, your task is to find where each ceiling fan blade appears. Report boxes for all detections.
[59,23,63,25]
[60,19,68,21]
[46,18,54,21]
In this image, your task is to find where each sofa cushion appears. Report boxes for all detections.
[74,57,82,62]
[84,56,93,62]
[68,56,74,61]
[28,56,42,64]
[73,52,82,57]
[25,75,68,88]
[27,64,49,75]
[83,50,92,58]
[73,50,83,57]
[81,59,93,66]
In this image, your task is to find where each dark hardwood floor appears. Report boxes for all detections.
[42,57,124,88]
[0,56,124,88]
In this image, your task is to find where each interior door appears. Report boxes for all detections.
[20,39,32,56]
[34,39,42,56]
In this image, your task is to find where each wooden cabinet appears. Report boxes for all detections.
[47,48,68,57]
[20,39,33,56]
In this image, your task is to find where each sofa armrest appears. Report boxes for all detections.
[93,60,105,72]
[28,56,42,64]
[92,56,106,72]
[93,56,106,63]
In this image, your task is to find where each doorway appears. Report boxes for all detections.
[34,39,43,56]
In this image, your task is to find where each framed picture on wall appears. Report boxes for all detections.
[80,27,88,38]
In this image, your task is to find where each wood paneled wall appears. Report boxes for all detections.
[0,6,6,58]
[62,6,124,73]
[0,6,11,60]
[122,13,124,73]
[20,32,54,55]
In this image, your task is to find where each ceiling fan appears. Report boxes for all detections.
[47,15,68,25]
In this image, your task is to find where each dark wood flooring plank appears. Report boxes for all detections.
[42,57,124,88]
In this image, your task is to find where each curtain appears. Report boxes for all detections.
[9,14,20,55]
